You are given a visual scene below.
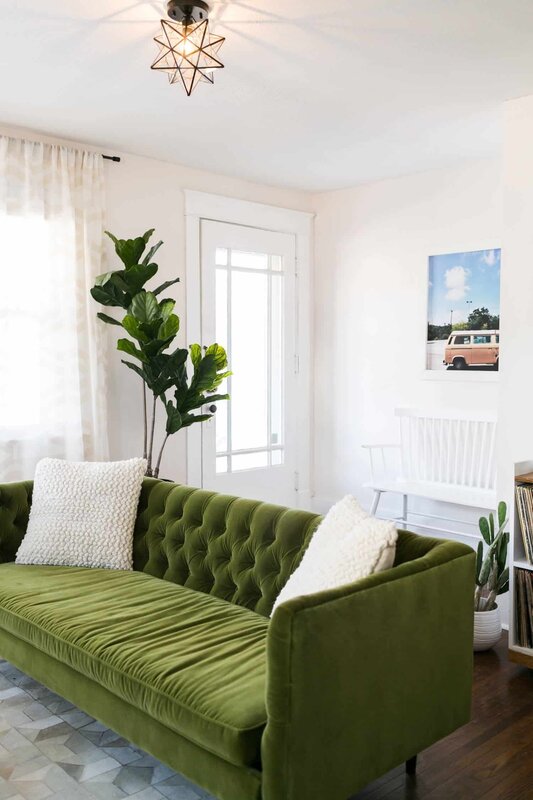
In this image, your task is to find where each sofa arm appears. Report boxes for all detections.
[261,539,475,800]
[0,481,33,563]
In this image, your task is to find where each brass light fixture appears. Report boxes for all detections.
[151,1,225,96]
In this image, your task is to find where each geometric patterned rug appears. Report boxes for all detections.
[0,661,216,800]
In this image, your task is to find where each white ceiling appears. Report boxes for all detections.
[1,0,533,191]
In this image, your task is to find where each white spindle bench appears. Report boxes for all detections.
[362,408,497,538]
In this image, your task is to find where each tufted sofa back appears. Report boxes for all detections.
[133,479,322,616]
[0,478,321,617]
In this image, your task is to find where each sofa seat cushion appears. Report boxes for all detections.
[0,563,269,767]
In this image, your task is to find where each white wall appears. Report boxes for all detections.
[499,96,533,496]
[311,159,502,527]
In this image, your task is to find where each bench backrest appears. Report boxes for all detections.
[396,407,497,491]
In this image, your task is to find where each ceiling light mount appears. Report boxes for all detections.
[166,1,210,25]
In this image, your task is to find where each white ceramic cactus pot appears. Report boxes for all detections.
[473,605,502,651]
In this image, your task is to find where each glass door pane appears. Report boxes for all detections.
[214,249,286,472]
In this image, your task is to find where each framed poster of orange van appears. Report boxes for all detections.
[426,249,501,372]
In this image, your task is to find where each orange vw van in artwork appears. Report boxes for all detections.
[444,330,499,370]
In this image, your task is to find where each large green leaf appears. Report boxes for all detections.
[180,413,212,429]
[185,393,229,412]
[120,239,146,269]
[122,263,158,295]
[137,318,162,341]
[108,272,131,294]
[497,501,507,529]
[190,354,218,393]
[496,531,508,573]
[165,403,183,435]
[477,553,492,587]
[189,343,202,369]
[478,516,491,545]
[210,369,232,391]
[157,314,180,341]
[168,347,189,368]
[144,338,175,357]
[205,343,228,370]
[497,567,509,592]
[97,312,122,326]
[105,231,119,246]
[142,240,163,266]
[121,314,149,343]
[105,232,144,269]
[488,512,495,543]
[153,277,180,296]
[475,540,483,584]
[94,271,115,287]
[159,299,175,320]
[117,338,148,363]
[130,291,160,324]
[120,360,147,382]
[90,285,127,308]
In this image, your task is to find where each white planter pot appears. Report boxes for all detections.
[473,605,501,651]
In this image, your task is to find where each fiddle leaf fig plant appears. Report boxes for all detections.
[91,229,230,478]
[474,501,509,612]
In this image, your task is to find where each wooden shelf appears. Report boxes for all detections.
[515,471,533,484]
[510,464,533,666]
[513,558,533,572]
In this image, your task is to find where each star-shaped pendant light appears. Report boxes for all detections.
[151,1,225,96]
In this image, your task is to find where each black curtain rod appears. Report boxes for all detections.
[102,154,121,162]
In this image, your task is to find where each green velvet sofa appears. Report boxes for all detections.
[0,477,475,800]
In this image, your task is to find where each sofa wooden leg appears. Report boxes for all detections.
[406,755,417,775]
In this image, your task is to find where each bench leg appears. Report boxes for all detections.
[402,494,408,529]
[406,755,417,775]
[370,490,382,516]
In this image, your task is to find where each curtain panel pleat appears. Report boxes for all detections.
[0,135,109,480]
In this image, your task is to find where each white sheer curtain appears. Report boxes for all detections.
[0,135,109,480]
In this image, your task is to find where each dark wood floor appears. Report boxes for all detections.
[352,634,533,800]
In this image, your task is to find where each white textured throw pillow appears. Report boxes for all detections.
[271,495,397,614]
[16,458,147,570]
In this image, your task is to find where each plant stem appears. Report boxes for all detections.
[147,394,157,475]
[142,382,148,460]
[154,434,170,479]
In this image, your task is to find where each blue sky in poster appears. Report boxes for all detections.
[428,249,501,326]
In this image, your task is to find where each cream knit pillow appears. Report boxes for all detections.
[271,495,397,615]
[16,458,147,570]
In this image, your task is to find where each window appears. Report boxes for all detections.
[0,213,49,427]
[453,335,471,345]
[0,136,107,482]
[473,335,491,344]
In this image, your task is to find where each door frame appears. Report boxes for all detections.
[184,190,314,507]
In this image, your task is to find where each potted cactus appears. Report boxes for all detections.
[473,501,509,651]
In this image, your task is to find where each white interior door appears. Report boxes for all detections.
[200,220,297,505]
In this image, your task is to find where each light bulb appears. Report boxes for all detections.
[176,34,196,58]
